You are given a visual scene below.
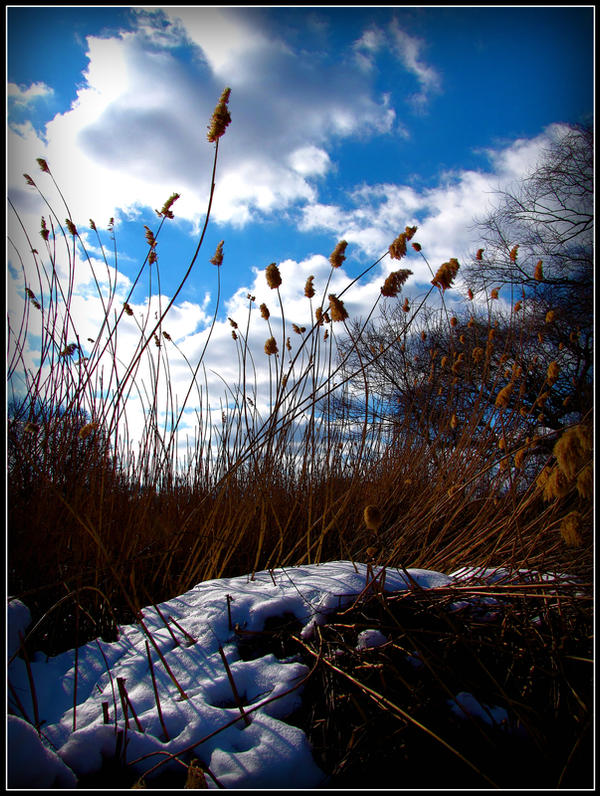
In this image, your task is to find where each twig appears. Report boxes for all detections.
[145,640,170,741]
[218,644,251,727]
[117,677,144,733]
[292,631,499,789]
[18,631,41,736]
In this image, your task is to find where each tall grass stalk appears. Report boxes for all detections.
[7,96,592,655]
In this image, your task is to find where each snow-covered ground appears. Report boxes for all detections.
[6,561,572,789]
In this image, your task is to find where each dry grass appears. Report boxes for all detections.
[288,576,593,789]
[7,91,592,664]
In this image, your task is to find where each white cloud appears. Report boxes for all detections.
[353,26,386,71]
[299,128,561,284]
[390,22,441,109]
[7,9,570,463]
[353,21,441,111]
[161,7,290,84]
[288,146,331,177]
[8,81,54,106]
[8,8,401,235]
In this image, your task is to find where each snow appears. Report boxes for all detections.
[6,560,567,789]
[356,628,388,650]
[447,691,510,728]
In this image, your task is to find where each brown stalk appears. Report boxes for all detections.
[17,631,41,736]
[117,677,144,733]
[218,644,251,727]
[293,632,499,788]
[145,640,170,741]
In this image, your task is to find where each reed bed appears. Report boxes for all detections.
[7,90,592,661]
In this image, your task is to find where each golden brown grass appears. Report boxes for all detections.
[7,90,592,657]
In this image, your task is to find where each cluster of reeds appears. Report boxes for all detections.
[289,573,593,789]
[7,89,592,657]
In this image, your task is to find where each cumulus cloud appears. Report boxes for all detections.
[8,81,54,106]
[8,8,401,235]
[7,9,569,461]
[299,127,562,284]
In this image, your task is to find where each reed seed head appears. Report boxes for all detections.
[576,463,593,500]
[363,505,382,532]
[266,263,282,289]
[36,157,50,173]
[79,422,99,440]
[156,193,180,219]
[260,303,270,320]
[60,343,78,357]
[264,336,278,355]
[207,88,232,142]
[514,447,527,469]
[542,466,571,502]
[380,269,412,297]
[304,275,315,298]
[560,511,583,547]
[547,361,560,384]
[328,294,348,322]
[210,241,224,267]
[431,258,460,291]
[509,245,519,262]
[476,248,484,261]
[144,226,157,248]
[389,233,407,260]
[495,382,514,410]
[329,240,348,269]
[402,297,410,312]
[553,425,590,481]
[451,354,464,374]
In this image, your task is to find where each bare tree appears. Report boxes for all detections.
[334,125,593,454]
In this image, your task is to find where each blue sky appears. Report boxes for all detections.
[7,6,594,446]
